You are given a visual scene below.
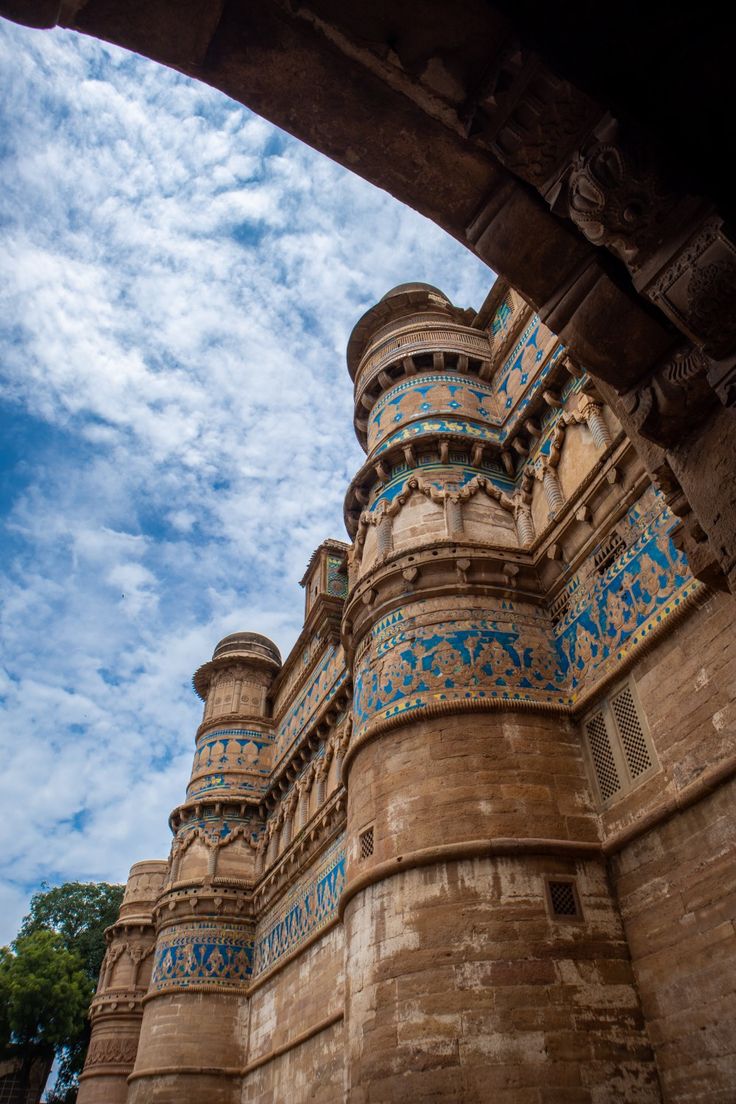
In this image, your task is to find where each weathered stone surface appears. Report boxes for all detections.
[69,286,735,1101]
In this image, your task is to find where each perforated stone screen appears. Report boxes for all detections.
[359,826,374,860]
[582,680,657,807]
[611,685,653,780]
[547,880,581,918]
[584,710,622,801]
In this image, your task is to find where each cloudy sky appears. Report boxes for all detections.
[0,18,494,943]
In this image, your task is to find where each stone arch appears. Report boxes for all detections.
[2,1,733,587]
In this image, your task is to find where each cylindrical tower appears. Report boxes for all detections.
[340,285,660,1101]
[77,861,167,1104]
[127,633,281,1104]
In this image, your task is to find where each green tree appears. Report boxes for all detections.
[20,881,124,982]
[0,930,92,1100]
[12,881,124,1101]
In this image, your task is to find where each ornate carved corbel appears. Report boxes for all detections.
[620,344,714,447]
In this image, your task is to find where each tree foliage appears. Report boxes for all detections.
[19,881,124,982]
[0,927,93,1104]
[2,881,124,1101]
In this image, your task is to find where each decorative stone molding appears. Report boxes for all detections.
[640,215,736,360]
[620,344,714,448]
[350,472,515,569]
[550,124,680,270]
[487,55,601,191]
[83,1037,140,1069]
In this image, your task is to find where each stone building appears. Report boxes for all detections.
[76,282,735,1103]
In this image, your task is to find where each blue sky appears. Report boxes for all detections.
[0,18,495,943]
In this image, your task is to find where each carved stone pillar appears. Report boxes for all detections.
[543,466,564,513]
[446,495,464,537]
[314,766,327,808]
[515,501,535,545]
[295,781,308,832]
[377,513,393,557]
[580,397,612,448]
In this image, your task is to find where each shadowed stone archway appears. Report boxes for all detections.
[2,0,735,590]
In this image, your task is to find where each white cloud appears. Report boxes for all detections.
[0,17,495,946]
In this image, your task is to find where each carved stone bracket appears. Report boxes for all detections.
[620,345,715,448]
[639,215,736,362]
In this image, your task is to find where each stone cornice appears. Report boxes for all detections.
[169,797,261,833]
[152,882,256,932]
[192,651,280,702]
[194,714,274,744]
[338,837,603,920]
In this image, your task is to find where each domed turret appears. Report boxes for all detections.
[193,630,281,700]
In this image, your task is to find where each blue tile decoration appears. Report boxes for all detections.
[252,834,346,977]
[552,489,695,691]
[368,373,500,444]
[150,922,253,991]
[353,604,566,735]
[352,490,697,739]
[495,318,552,411]
[376,418,502,455]
[491,298,513,336]
[497,343,567,444]
[326,555,348,599]
[275,644,347,764]
[187,727,273,799]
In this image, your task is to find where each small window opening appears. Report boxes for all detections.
[359,827,374,860]
[546,879,582,919]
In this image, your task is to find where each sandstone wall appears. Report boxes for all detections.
[342,712,660,1102]
[243,922,345,1103]
[605,590,736,1103]
[127,992,249,1104]
[343,856,659,1104]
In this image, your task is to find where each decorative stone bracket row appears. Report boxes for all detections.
[350,393,613,571]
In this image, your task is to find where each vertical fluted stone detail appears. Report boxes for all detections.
[377,513,393,556]
[581,396,613,448]
[446,495,464,537]
[77,861,167,1104]
[543,465,565,513]
[515,501,535,545]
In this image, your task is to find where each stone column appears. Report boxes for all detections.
[127,633,281,1104]
[77,861,167,1104]
[580,396,613,448]
[543,465,565,513]
[314,765,327,808]
[515,500,535,545]
[445,495,464,537]
[377,513,393,557]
